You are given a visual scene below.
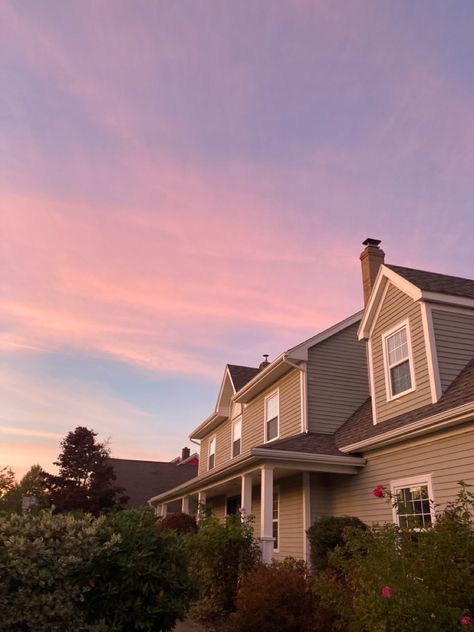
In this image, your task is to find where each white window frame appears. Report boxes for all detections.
[208,435,216,471]
[231,416,242,458]
[264,389,279,443]
[272,485,280,552]
[382,319,416,401]
[390,474,435,528]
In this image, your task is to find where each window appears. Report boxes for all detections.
[226,495,241,516]
[391,476,435,528]
[232,417,242,458]
[383,321,415,399]
[208,436,216,470]
[265,391,279,442]
[272,488,279,551]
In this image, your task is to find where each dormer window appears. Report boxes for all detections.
[208,436,216,470]
[232,417,242,458]
[264,390,279,442]
[383,320,415,400]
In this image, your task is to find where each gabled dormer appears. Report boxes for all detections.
[358,239,474,425]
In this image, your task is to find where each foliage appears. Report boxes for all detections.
[44,426,128,515]
[157,511,198,535]
[83,508,192,632]
[0,466,15,499]
[313,482,474,632]
[0,508,192,632]
[230,558,318,632]
[1,464,49,513]
[0,509,112,631]
[306,514,367,573]
[186,511,260,629]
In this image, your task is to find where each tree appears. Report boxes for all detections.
[1,465,48,513]
[0,466,15,500]
[44,426,127,515]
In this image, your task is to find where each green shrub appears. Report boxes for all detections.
[185,512,260,629]
[84,509,192,631]
[230,558,317,632]
[313,483,474,631]
[157,511,198,535]
[306,515,367,573]
[0,510,112,631]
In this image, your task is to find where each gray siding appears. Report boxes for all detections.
[330,424,474,524]
[309,473,332,526]
[307,323,369,433]
[372,283,432,422]
[432,309,474,392]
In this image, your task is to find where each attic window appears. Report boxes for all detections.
[208,436,216,470]
[383,321,415,400]
[264,391,279,442]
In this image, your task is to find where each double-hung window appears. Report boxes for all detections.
[265,391,279,442]
[383,321,414,399]
[232,417,242,458]
[391,475,435,529]
[208,436,216,470]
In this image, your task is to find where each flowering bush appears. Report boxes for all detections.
[314,483,474,631]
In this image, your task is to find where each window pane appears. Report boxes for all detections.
[232,438,241,458]
[391,360,412,395]
[233,419,241,441]
[208,453,214,469]
[396,483,432,528]
[266,394,278,420]
[267,417,278,441]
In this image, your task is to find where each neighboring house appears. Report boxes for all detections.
[110,448,198,510]
[149,239,474,563]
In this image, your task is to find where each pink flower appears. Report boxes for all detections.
[373,484,385,498]
[381,586,393,598]
[461,615,471,626]
[238,507,246,514]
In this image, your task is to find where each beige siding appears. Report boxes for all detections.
[330,424,474,524]
[198,435,209,476]
[309,473,332,526]
[432,309,474,392]
[307,323,369,433]
[242,369,302,455]
[208,495,226,520]
[372,283,432,422]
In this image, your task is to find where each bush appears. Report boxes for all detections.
[306,515,367,573]
[185,512,260,629]
[157,511,198,535]
[230,558,317,632]
[314,483,474,631]
[84,509,192,631]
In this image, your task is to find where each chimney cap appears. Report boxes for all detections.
[362,238,382,247]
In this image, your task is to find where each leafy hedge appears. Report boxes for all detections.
[306,515,367,573]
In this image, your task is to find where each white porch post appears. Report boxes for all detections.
[260,465,274,563]
[181,496,190,514]
[241,474,253,518]
[161,503,168,518]
[197,491,207,523]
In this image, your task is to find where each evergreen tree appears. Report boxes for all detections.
[45,426,127,515]
[1,464,48,513]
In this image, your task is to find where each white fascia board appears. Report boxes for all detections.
[287,311,364,361]
[358,266,422,340]
[190,411,227,440]
[251,447,366,466]
[421,291,474,310]
[215,366,235,413]
[233,354,289,403]
[339,401,474,453]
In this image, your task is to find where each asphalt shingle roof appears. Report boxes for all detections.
[386,265,474,299]
[336,357,474,449]
[255,432,349,457]
[227,364,260,391]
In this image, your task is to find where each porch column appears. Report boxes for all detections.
[181,496,190,514]
[197,491,207,523]
[260,465,274,563]
[160,503,168,518]
[241,474,253,518]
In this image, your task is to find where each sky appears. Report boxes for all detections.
[1,0,474,479]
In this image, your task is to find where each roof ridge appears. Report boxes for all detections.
[387,263,474,284]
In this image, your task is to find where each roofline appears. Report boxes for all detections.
[251,447,365,466]
[233,353,289,403]
[287,310,364,360]
[190,411,227,441]
[339,401,474,453]
[421,291,474,310]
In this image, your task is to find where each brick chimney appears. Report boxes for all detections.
[181,446,190,461]
[360,238,385,306]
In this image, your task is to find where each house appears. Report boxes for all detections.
[110,448,198,509]
[149,239,474,563]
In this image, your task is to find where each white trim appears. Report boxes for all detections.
[264,388,280,443]
[231,416,242,459]
[251,448,366,466]
[302,472,311,563]
[421,291,474,310]
[272,484,280,553]
[390,473,435,527]
[420,302,442,403]
[382,318,416,401]
[368,280,390,339]
[339,401,474,453]
[427,303,474,316]
[367,338,378,424]
[208,434,216,471]
[300,369,308,433]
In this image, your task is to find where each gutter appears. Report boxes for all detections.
[339,401,474,453]
[251,448,365,466]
